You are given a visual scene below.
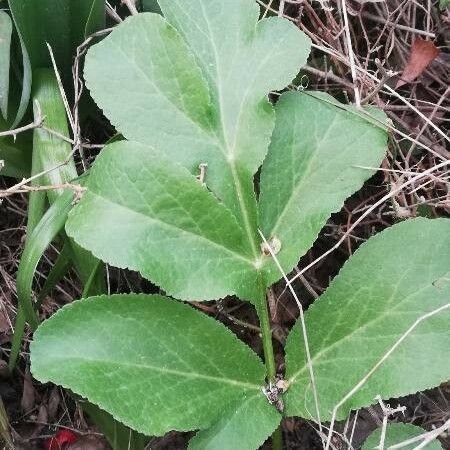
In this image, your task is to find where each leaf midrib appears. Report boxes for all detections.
[45,355,262,390]
[288,281,436,385]
[196,0,260,259]
[268,113,372,239]
[88,190,256,268]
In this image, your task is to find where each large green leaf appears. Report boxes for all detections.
[188,393,280,450]
[363,423,442,449]
[31,294,267,436]
[0,11,12,120]
[66,140,262,302]
[84,4,310,256]
[81,402,148,450]
[259,92,388,285]
[284,218,450,420]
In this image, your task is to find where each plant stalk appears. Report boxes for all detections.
[257,289,277,382]
[256,281,283,450]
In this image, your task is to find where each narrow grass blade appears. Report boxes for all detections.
[9,190,74,369]
[32,68,106,293]
[36,242,71,307]
[9,28,32,129]
[0,11,13,120]
[0,142,30,178]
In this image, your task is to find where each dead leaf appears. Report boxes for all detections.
[396,38,440,88]
[47,387,61,421]
[21,368,35,414]
[0,308,12,344]
[30,404,48,438]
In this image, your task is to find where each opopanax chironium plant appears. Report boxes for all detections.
[31,1,450,449]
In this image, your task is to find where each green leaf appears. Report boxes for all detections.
[439,0,450,10]
[142,0,161,13]
[9,30,32,128]
[84,6,310,255]
[75,0,105,42]
[32,68,106,294]
[188,393,280,450]
[81,402,148,450]
[0,141,30,178]
[32,69,78,202]
[259,91,388,285]
[0,11,12,119]
[31,294,267,436]
[9,190,75,369]
[362,423,442,450]
[284,218,450,420]
[8,0,105,73]
[17,190,74,330]
[36,242,71,306]
[8,0,70,70]
[66,140,262,302]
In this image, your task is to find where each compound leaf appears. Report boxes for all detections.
[285,218,450,420]
[362,423,442,450]
[188,393,280,450]
[84,4,310,256]
[31,294,267,436]
[66,141,262,302]
[259,91,388,285]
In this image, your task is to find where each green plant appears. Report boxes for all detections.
[1,2,146,448]
[28,1,450,449]
[362,423,443,449]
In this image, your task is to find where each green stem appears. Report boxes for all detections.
[257,288,276,381]
[256,280,283,450]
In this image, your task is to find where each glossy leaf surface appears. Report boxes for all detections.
[31,294,267,436]
[285,218,450,420]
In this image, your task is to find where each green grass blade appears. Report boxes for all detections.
[9,190,74,369]
[8,129,46,370]
[36,242,71,307]
[32,68,106,293]
[32,68,77,201]
[8,0,105,75]
[17,190,74,330]
[9,19,32,128]
[0,141,30,178]
[0,11,13,120]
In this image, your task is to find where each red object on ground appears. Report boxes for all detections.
[44,429,78,450]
